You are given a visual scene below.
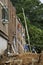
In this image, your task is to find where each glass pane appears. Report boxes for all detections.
[2,7,8,21]
[2,8,5,19]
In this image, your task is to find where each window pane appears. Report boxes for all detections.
[2,7,8,21]
[5,8,8,20]
[2,8,5,19]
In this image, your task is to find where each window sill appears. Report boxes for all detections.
[1,19,9,24]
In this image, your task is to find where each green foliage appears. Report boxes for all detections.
[25,18,43,47]
[10,0,43,29]
[10,0,43,48]
[29,24,43,45]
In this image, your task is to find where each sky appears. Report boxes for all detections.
[40,0,43,3]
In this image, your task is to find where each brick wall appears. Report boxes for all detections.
[0,0,8,36]
[8,0,16,44]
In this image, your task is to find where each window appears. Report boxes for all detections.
[22,33,25,38]
[17,23,22,32]
[2,7,8,22]
[13,37,16,46]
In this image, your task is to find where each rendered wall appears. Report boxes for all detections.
[0,36,7,55]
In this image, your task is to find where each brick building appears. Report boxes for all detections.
[0,0,9,55]
[16,17,26,53]
[0,0,26,55]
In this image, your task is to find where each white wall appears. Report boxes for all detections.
[0,36,7,55]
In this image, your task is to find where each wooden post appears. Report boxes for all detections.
[32,58,38,65]
[4,64,6,65]
[10,63,12,65]
[22,8,31,51]
[32,58,34,65]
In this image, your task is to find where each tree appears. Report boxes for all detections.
[10,0,43,49]
[10,0,43,29]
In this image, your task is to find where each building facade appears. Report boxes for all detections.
[0,0,9,55]
[0,0,26,55]
[16,18,26,53]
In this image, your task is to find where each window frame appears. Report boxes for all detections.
[2,6,9,23]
